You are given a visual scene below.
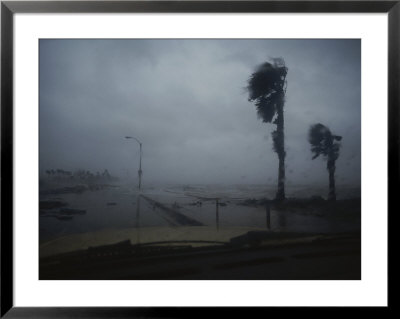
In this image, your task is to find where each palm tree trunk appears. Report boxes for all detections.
[275,101,285,201]
[327,159,336,201]
[276,154,285,200]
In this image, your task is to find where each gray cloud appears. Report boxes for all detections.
[40,39,360,187]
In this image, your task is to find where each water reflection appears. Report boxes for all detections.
[216,199,220,231]
[278,211,287,229]
[136,193,141,244]
[266,204,271,229]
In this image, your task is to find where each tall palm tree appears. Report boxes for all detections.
[247,58,288,201]
[308,123,342,201]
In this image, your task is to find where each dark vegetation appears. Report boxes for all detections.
[40,168,118,195]
[247,58,288,201]
[308,123,342,200]
[246,59,348,204]
[44,168,118,183]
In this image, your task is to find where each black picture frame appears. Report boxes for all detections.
[1,1,395,317]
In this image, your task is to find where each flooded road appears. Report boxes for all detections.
[39,184,361,243]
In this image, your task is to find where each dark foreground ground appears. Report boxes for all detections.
[40,231,360,280]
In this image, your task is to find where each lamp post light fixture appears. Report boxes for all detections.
[125,136,143,190]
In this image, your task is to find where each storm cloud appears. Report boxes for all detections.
[39,39,361,187]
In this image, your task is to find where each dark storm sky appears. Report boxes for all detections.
[39,39,361,186]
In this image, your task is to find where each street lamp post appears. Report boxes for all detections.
[125,136,142,190]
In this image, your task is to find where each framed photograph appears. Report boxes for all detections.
[1,0,395,316]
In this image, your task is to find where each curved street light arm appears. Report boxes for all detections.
[125,136,142,146]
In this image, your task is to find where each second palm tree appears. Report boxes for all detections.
[308,123,342,201]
